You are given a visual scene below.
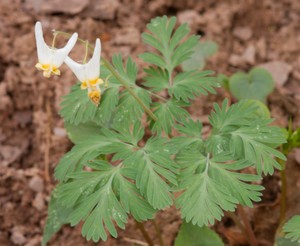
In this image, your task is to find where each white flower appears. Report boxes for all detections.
[34,21,78,78]
[64,38,103,105]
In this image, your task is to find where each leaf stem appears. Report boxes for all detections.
[135,221,154,246]
[237,205,258,246]
[149,91,168,102]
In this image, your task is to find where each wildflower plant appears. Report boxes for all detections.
[38,16,289,245]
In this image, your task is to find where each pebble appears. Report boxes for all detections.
[258,61,292,86]
[177,10,200,29]
[241,45,256,65]
[32,193,45,211]
[256,38,267,59]
[0,146,22,167]
[39,0,89,15]
[28,176,44,193]
[82,0,119,20]
[53,127,67,137]
[13,111,32,127]
[233,27,253,41]
[113,27,140,46]
[11,226,27,245]
[229,54,244,66]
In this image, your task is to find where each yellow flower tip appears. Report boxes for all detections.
[88,90,101,106]
[43,70,51,78]
[35,63,49,71]
[35,63,60,78]
[89,78,104,86]
[81,81,88,90]
[52,67,61,76]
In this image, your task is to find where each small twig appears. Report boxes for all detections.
[237,205,258,246]
[152,219,164,246]
[135,221,154,246]
[123,237,149,246]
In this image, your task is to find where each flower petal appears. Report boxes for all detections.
[35,22,51,64]
[64,56,86,82]
[86,38,101,79]
[53,32,78,67]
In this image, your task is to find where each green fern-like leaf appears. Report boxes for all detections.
[140,16,198,72]
[59,120,178,210]
[121,137,178,209]
[65,121,101,144]
[209,156,264,207]
[54,132,112,181]
[110,54,153,126]
[94,87,119,125]
[59,84,100,125]
[140,16,217,101]
[229,123,286,175]
[143,67,169,92]
[283,215,300,244]
[170,70,218,102]
[169,119,204,153]
[42,188,73,246]
[54,123,134,181]
[176,154,238,226]
[112,55,137,85]
[150,99,190,134]
[58,160,155,242]
[113,87,151,127]
[176,152,263,226]
[207,99,286,175]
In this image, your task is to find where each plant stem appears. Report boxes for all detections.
[101,58,158,122]
[278,158,287,228]
[152,220,164,246]
[280,168,287,225]
[135,221,154,246]
[237,205,258,246]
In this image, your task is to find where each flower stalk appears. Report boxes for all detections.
[53,30,158,121]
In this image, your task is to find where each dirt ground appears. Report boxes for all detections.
[1,0,300,245]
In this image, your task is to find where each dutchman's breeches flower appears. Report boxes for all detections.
[34,22,78,78]
[64,38,103,105]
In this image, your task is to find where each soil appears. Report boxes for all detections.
[1,0,300,245]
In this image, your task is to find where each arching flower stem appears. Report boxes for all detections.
[54,30,158,121]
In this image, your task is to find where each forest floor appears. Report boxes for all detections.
[1,0,300,245]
